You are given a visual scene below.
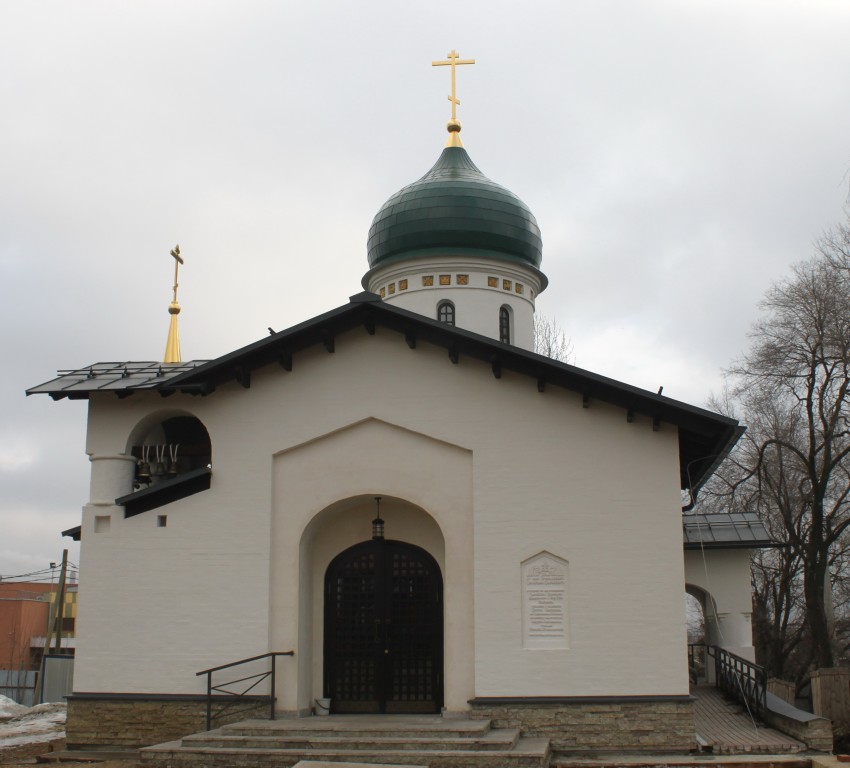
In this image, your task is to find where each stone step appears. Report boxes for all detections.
[551,758,810,768]
[220,717,493,740]
[292,763,421,768]
[36,750,140,763]
[181,727,520,751]
[141,735,551,768]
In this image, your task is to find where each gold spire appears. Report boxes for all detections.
[432,49,475,147]
[163,245,183,364]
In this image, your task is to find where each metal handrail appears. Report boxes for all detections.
[196,651,294,731]
[688,642,707,685]
[708,645,767,717]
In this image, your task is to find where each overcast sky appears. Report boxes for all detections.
[2,0,850,577]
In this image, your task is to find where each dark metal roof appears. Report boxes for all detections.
[367,147,543,269]
[683,512,774,549]
[28,292,742,491]
[26,360,208,400]
[62,525,81,541]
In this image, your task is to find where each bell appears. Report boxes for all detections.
[166,443,179,476]
[137,461,151,483]
[152,444,167,477]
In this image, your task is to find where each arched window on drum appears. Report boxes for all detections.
[437,300,455,326]
[499,305,511,344]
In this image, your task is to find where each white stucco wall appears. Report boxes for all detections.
[76,401,273,694]
[75,325,689,705]
[685,548,755,660]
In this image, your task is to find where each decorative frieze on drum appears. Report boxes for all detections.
[376,273,527,299]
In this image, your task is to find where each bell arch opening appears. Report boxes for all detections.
[113,412,213,517]
[126,413,211,490]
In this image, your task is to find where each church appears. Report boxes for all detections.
[28,54,763,755]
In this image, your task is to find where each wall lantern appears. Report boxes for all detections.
[372,496,385,540]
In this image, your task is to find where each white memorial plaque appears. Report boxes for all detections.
[522,552,568,649]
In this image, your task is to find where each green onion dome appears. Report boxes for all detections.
[367,146,542,269]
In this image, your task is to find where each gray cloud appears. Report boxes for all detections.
[3,0,850,574]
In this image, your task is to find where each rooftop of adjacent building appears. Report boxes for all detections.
[0,582,78,600]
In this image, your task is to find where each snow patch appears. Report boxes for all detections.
[0,695,27,722]
[0,697,65,750]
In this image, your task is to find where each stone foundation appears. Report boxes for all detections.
[69,694,696,753]
[468,696,695,753]
[763,707,833,752]
[811,667,846,744]
[66,695,270,749]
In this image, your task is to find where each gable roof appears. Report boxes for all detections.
[28,292,742,492]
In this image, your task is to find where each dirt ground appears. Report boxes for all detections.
[0,739,138,768]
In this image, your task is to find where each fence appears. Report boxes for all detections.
[0,669,37,706]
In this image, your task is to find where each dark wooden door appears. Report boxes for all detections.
[324,539,443,713]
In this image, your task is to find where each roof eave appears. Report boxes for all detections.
[30,293,742,490]
[684,541,776,550]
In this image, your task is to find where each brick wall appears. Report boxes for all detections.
[469,698,695,753]
[66,696,269,749]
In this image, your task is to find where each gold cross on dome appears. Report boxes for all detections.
[432,49,475,121]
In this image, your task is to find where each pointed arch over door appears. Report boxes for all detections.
[324,539,443,713]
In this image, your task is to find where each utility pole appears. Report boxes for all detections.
[35,550,68,704]
[52,550,68,654]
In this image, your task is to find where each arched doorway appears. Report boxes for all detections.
[686,584,723,684]
[324,538,443,714]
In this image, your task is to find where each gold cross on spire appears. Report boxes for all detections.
[170,244,183,304]
[163,244,184,364]
[432,49,475,147]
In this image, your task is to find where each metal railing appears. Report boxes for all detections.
[688,642,707,685]
[196,651,294,731]
[709,645,767,718]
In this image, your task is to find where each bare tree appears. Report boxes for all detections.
[821,217,850,274]
[750,527,808,683]
[701,409,808,682]
[724,240,850,670]
[685,593,705,644]
[828,534,850,665]
[534,315,574,363]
